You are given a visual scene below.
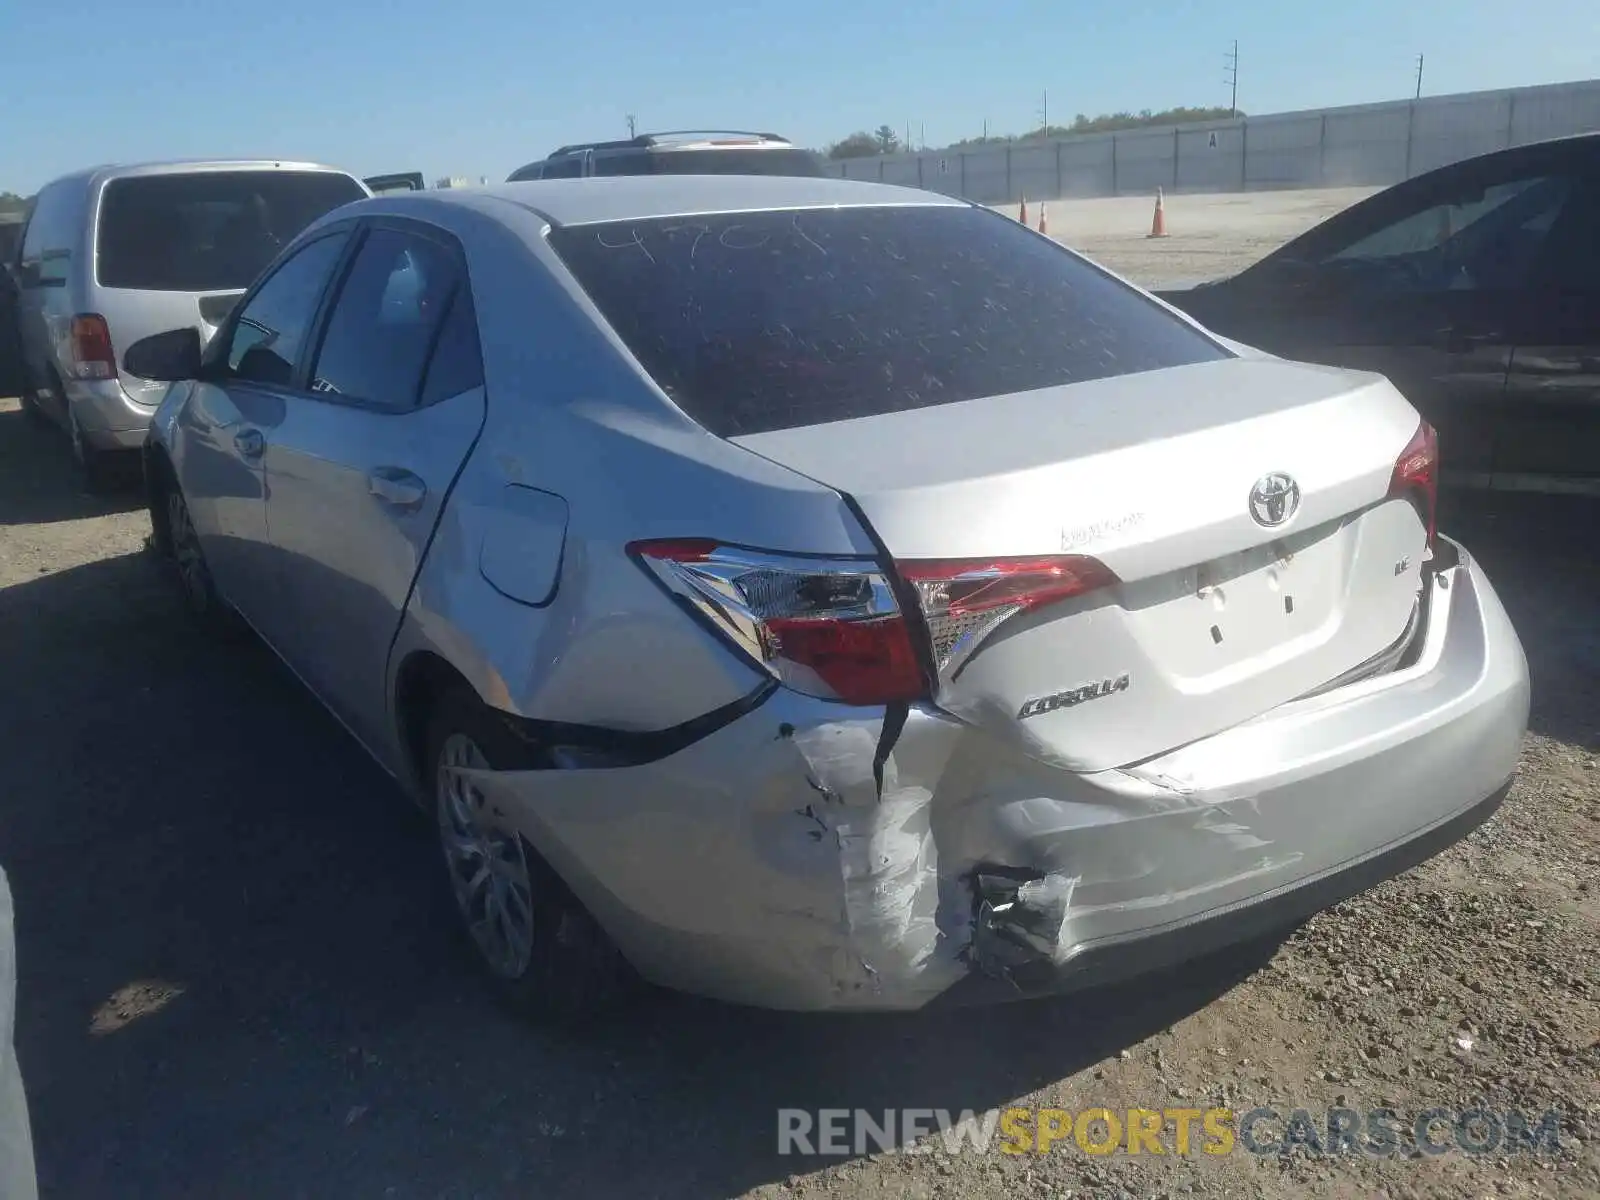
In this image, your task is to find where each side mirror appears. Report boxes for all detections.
[124,327,203,382]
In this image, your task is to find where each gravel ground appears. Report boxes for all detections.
[1,188,1595,1199]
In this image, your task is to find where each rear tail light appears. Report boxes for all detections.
[69,314,116,381]
[1387,420,1439,553]
[629,540,925,705]
[632,541,1120,704]
[898,555,1120,678]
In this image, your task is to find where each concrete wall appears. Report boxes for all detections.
[829,78,1600,203]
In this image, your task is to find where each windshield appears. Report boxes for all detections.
[549,205,1227,436]
[95,170,365,292]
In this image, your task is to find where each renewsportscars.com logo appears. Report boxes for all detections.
[777,1106,1568,1158]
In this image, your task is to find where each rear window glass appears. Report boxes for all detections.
[96,171,365,292]
[548,206,1228,436]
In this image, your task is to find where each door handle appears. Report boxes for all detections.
[368,467,427,511]
[233,427,265,459]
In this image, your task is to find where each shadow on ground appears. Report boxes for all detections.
[0,405,145,525]
[1439,490,1600,751]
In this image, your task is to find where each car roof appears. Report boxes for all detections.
[355,175,966,230]
[38,159,361,192]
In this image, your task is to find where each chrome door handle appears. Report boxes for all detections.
[233,428,265,459]
[368,467,427,510]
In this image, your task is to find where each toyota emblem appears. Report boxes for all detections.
[1248,473,1301,527]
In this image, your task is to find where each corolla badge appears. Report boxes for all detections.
[1248,472,1301,528]
[1018,674,1130,720]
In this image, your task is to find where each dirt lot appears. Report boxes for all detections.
[1,189,1596,1199]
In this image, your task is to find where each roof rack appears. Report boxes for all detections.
[636,130,790,146]
[545,130,792,158]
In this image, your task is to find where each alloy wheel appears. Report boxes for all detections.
[436,733,537,979]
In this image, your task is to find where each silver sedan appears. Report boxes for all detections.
[128,176,1529,1017]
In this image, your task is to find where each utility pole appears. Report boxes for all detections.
[1414,54,1425,99]
[1039,88,1049,136]
[1224,40,1239,117]
[626,113,637,138]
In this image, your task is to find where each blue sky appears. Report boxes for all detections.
[5,0,1597,193]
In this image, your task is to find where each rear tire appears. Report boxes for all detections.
[425,687,635,1023]
[158,474,246,638]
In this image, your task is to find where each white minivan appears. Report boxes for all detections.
[12,160,368,488]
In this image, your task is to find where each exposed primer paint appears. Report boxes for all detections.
[788,721,969,1004]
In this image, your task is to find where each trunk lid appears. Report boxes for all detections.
[732,356,1430,771]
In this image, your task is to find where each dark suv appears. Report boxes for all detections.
[507,131,826,181]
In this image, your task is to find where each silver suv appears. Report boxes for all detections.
[506,130,826,181]
[11,160,367,489]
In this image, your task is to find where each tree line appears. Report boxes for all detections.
[0,193,29,217]
[826,106,1243,160]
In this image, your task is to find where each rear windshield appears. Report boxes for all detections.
[96,171,365,292]
[549,205,1228,436]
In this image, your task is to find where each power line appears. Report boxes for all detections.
[1224,40,1239,117]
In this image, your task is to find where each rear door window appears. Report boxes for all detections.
[548,205,1228,436]
[591,151,650,177]
[308,227,468,410]
[18,183,71,286]
[650,149,826,177]
[96,171,366,292]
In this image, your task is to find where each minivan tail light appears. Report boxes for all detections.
[629,540,926,706]
[69,314,117,381]
[897,555,1120,678]
[1387,420,1439,552]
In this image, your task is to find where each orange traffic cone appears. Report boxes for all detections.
[1148,188,1169,239]
[1019,196,1029,226]
[1038,202,1049,235]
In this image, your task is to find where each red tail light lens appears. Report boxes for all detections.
[629,540,926,705]
[897,554,1120,678]
[1387,420,1439,552]
[69,314,117,381]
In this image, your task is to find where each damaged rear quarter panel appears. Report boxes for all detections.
[455,691,1235,1011]
[461,696,976,1010]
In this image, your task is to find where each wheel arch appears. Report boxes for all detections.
[392,648,479,804]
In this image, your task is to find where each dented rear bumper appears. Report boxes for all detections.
[465,538,1529,1011]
